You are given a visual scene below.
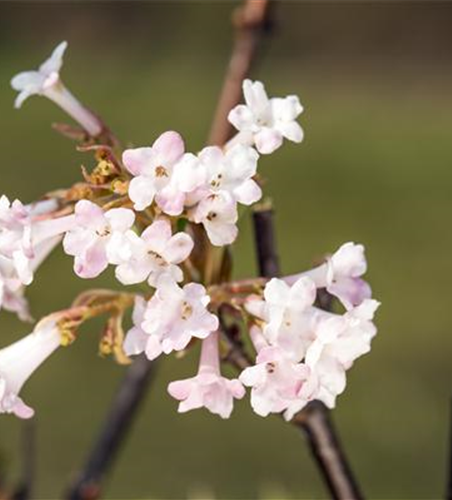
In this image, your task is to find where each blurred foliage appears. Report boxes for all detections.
[0,2,452,499]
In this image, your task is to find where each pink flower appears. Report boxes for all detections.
[155,153,208,216]
[0,196,73,319]
[0,320,61,418]
[123,131,185,211]
[239,326,318,420]
[63,200,135,279]
[303,299,379,408]
[11,41,102,136]
[125,276,219,360]
[122,296,158,358]
[190,191,238,246]
[168,331,245,419]
[228,79,304,155]
[114,218,193,287]
[246,276,318,361]
[287,242,372,309]
[198,144,262,206]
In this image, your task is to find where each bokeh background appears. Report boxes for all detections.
[0,2,452,499]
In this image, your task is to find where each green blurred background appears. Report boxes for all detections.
[1,1,452,498]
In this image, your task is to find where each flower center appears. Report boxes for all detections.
[181,301,193,320]
[210,173,223,189]
[266,362,276,374]
[155,166,168,178]
[206,212,217,221]
[148,250,166,267]
[95,226,111,237]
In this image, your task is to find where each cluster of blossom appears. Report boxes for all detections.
[0,42,379,420]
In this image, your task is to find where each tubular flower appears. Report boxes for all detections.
[63,200,135,279]
[168,331,245,419]
[288,242,372,310]
[0,320,61,418]
[190,191,239,246]
[11,41,102,136]
[228,79,304,154]
[239,326,318,421]
[126,275,219,360]
[123,131,186,212]
[246,273,379,412]
[197,144,262,206]
[246,276,318,361]
[114,218,194,287]
[0,196,73,319]
[155,153,208,216]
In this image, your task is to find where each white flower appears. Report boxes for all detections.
[114,218,193,287]
[122,131,186,212]
[0,320,61,418]
[228,79,304,154]
[11,41,67,109]
[155,153,208,216]
[198,144,262,206]
[63,200,135,279]
[303,299,379,408]
[239,327,318,420]
[291,242,371,310]
[246,276,318,361]
[124,276,219,360]
[168,331,245,419]
[0,195,73,319]
[11,41,102,136]
[190,191,238,247]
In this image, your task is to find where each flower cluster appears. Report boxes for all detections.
[242,243,379,420]
[0,42,379,421]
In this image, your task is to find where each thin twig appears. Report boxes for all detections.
[251,206,363,500]
[208,0,273,146]
[65,356,156,500]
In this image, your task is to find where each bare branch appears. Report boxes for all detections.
[65,356,156,500]
[208,0,273,146]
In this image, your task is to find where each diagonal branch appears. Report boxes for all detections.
[208,0,273,146]
[252,205,364,500]
[65,356,156,500]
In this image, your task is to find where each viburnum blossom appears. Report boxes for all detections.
[122,131,186,212]
[288,242,371,310]
[190,191,239,246]
[168,331,245,418]
[114,218,193,286]
[124,275,219,360]
[246,276,318,361]
[155,152,207,216]
[228,79,304,154]
[245,274,379,411]
[0,320,61,418]
[3,39,380,424]
[11,41,102,136]
[63,200,135,279]
[0,195,74,319]
[239,326,318,420]
[197,144,262,205]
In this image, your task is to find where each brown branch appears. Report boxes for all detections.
[251,206,364,500]
[207,0,273,146]
[64,356,156,500]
